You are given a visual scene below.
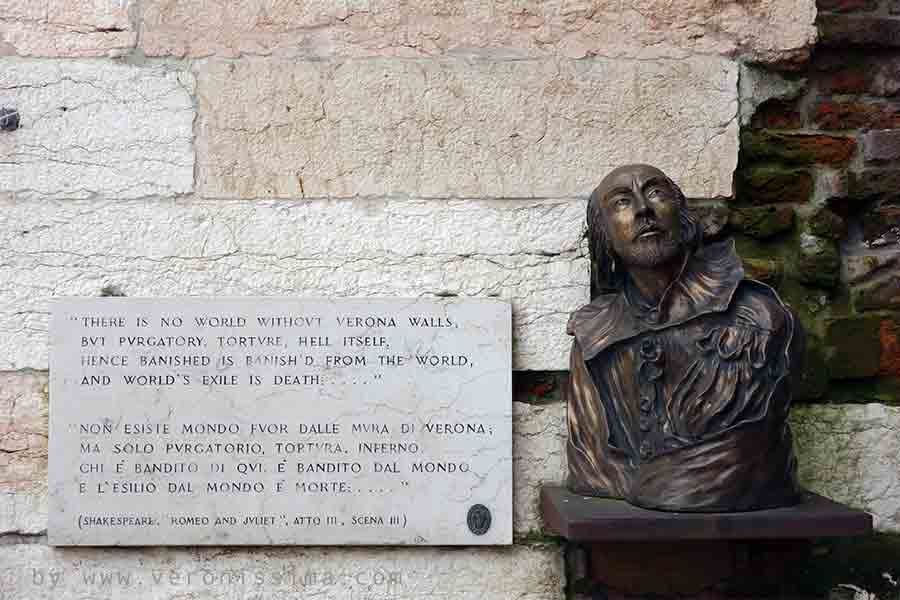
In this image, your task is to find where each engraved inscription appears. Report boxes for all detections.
[49,298,512,545]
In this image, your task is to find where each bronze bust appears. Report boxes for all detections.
[566,164,803,512]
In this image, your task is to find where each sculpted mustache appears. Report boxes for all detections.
[633,220,666,241]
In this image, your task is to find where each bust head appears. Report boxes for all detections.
[586,164,700,293]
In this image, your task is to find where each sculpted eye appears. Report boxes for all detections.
[614,196,630,208]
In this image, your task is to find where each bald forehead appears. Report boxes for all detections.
[594,164,671,200]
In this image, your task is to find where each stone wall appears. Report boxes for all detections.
[4,1,899,599]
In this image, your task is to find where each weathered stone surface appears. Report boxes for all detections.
[196,57,738,200]
[879,318,900,376]
[749,99,804,130]
[0,371,48,535]
[513,401,566,536]
[814,99,900,130]
[818,14,900,47]
[741,131,857,165]
[0,59,194,200]
[797,205,847,240]
[863,129,900,163]
[850,169,900,205]
[0,543,565,599]
[796,234,841,289]
[0,0,136,57]
[736,166,813,205]
[141,0,815,65]
[854,274,900,311]
[861,206,900,247]
[792,404,900,533]
[844,251,900,284]
[0,198,587,372]
[818,0,879,12]
[817,168,850,207]
[729,205,794,239]
[825,315,882,379]
[739,64,806,126]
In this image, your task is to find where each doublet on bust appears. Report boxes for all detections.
[566,240,802,512]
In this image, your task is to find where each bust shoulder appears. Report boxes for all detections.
[728,279,792,335]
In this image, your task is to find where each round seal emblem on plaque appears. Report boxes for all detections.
[467,504,492,535]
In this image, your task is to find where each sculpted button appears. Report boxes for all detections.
[639,440,653,459]
[639,336,662,362]
[639,416,652,432]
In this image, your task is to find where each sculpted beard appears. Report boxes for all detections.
[616,217,682,268]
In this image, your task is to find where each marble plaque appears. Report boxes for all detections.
[48,298,512,545]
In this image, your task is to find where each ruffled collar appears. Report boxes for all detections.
[568,240,745,360]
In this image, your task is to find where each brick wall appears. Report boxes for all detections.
[734,0,900,403]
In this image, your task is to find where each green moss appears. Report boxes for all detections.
[795,234,841,289]
[514,530,565,544]
[741,131,857,165]
[736,165,814,205]
[730,205,794,239]
[799,206,848,240]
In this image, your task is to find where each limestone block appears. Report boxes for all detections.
[792,404,900,533]
[0,543,565,599]
[513,401,567,536]
[0,0,136,57]
[0,59,194,200]
[196,56,738,200]
[0,371,48,535]
[0,197,588,371]
[140,0,815,65]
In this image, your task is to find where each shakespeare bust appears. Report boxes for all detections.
[566,164,803,512]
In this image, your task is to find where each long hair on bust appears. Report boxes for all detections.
[586,177,702,299]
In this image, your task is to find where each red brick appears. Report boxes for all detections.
[879,319,900,375]
[813,51,900,97]
[818,0,879,12]
[744,131,857,164]
[819,69,870,94]
[814,99,900,130]
[736,166,814,205]
[818,14,900,47]
[750,100,803,130]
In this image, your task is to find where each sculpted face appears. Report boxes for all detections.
[595,164,683,269]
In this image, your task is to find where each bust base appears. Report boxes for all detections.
[541,486,872,596]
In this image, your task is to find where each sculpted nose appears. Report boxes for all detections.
[632,189,653,217]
